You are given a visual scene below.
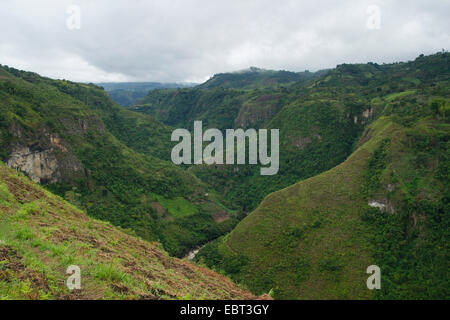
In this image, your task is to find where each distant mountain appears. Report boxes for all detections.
[97,82,197,106]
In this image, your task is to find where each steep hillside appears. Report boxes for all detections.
[134,87,249,130]
[133,53,450,216]
[0,65,236,257]
[0,162,259,300]
[132,68,366,213]
[130,68,321,130]
[7,70,175,160]
[196,53,449,299]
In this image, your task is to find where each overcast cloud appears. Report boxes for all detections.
[0,0,449,83]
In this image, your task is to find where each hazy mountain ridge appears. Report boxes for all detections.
[97,82,197,107]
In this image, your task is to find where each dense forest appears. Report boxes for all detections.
[97,82,196,107]
[0,66,237,257]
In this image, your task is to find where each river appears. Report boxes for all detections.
[183,243,209,261]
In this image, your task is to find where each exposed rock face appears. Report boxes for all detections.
[7,146,59,183]
[362,108,373,119]
[58,116,105,135]
[6,133,84,184]
[235,107,273,128]
[368,200,386,210]
[353,108,373,125]
[368,199,395,213]
[234,95,282,128]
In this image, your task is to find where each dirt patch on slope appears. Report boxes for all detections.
[0,245,50,298]
[212,210,230,223]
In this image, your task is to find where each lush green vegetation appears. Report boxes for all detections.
[195,52,450,299]
[0,52,448,300]
[97,82,196,107]
[136,53,449,219]
[0,162,257,300]
[359,97,449,299]
[135,68,364,213]
[0,65,235,257]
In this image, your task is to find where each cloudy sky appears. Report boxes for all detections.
[1,0,449,83]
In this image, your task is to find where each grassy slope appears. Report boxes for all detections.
[201,110,448,298]
[196,70,449,299]
[206,118,395,299]
[0,162,260,300]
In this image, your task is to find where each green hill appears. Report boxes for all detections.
[0,161,260,300]
[195,53,450,299]
[0,65,236,257]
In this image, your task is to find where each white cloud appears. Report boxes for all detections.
[0,0,448,82]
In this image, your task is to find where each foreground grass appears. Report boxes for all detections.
[0,162,263,300]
